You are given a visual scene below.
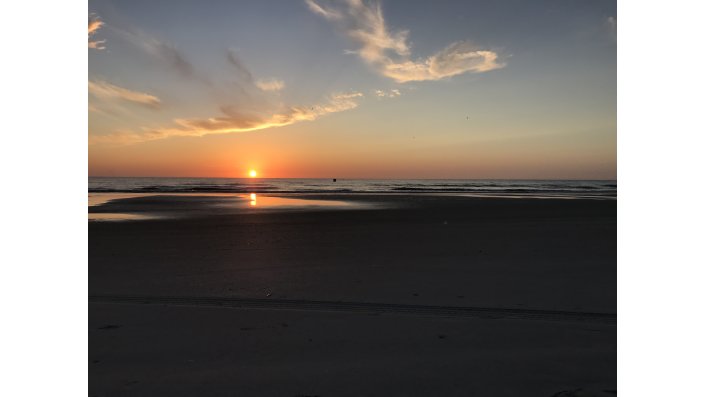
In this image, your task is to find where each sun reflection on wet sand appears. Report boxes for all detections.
[88,192,361,222]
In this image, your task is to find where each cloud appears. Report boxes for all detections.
[88,104,107,115]
[89,22,363,145]
[89,91,363,145]
[227,50,255,82]
[255,78,286,92]
[374,88,400,98]
[306,0,504,83]
[305,0,343,20]
[113,26,207,83]
[606,16,616,30]
[88,80,161,109]
[332,91,364,100]
[143,38,197,79]
[88,14,105,50]
[606,16,617,41]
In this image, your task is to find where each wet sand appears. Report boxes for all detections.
[89,194,616,396]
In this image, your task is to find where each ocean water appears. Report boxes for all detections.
[89,177,616,199]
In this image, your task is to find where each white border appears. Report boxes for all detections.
[620,0,705,396]
[1,0,86,395]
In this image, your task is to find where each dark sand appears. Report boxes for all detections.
[89,194,616,396]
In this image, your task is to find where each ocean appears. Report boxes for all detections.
[89,177,616,199]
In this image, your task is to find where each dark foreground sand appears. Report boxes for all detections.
[89,194,616,396]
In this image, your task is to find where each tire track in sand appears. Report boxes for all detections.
[89,294,616,325]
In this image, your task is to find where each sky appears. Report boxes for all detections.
[88,0,616,179]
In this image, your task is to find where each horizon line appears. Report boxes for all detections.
[88,176,617,182]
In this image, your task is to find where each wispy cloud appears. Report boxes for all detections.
[606,16,617,41]
[332,91,364,100]
[88,80,161,109]
[374,88,400,98]
[142,38,197,79]
[90,91,363,145]
[88,14,105,50]
[226,49,254,83]
[112,26,209,84]
[88,103,108,115]
[306,0,505,83]
[255,78,286,92]
[306,0,343,20]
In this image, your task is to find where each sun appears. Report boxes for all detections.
[248,169,257,178]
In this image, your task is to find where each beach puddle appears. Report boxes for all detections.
[89,193,162,221]
[89,193,158,207]
[88,192,360,221]
[88,213,156,221]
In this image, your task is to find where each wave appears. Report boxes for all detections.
[88,178,617,198]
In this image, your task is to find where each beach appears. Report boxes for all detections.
[89,193,616,396]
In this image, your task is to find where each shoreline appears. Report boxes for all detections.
[90,194,616,311]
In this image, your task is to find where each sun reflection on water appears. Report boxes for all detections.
[242,193,358,210]
[88,192,358,221]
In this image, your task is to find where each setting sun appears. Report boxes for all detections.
[248,169,257,178]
